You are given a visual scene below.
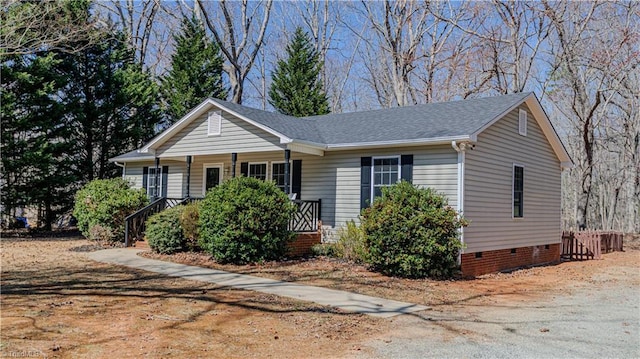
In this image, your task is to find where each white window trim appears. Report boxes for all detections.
[248,162,268,180]
[207,110,222,136]
[518,109,527,136]
[147,167,163,198]
[202,163,224,196]
[270,161,293,189]
[371,155,401,201]
[512,163,525,219]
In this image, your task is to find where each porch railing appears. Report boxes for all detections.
[124,197,188,246]
[124,197,322,247]
[289,199,321,232]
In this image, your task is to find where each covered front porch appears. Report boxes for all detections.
[122,148,323,251]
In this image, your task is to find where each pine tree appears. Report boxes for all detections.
[269,27,329,117]
[58,30,162,182]
[1,53,77,229]
[161,17,227,125]
[1,2,162,229]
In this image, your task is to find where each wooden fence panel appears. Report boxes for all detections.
[561,230,624,261]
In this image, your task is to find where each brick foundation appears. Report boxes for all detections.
[288,232,321,257]
[461,243,560,277]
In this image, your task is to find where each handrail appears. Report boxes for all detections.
[124,197,184,247]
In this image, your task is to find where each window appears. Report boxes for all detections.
[513,165,524,218]
[372,157,400,199]
[249,163,267,180]
[271,162,290,191]
[518,109,527,136]
[208,110,222,136]
[147,167,163,198]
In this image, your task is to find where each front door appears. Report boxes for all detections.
[203,164,222,195]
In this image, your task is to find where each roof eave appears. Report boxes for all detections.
[470,93,573,166]
[108,156,154,163]
[325,136,475,151]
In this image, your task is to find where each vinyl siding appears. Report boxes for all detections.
[464,105,561,253]
[123,160,184,198]
[156,111,284,157]
[123,146,458,233]
[302,145,458,230]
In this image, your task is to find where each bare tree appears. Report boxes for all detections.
[544,0,639,231]
[432,1,550,95]
[1,0,102,56]
[196,0,273,104]
[353,0,433,107]
[95,0,179,74]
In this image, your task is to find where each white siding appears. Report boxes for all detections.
[123,160,185,198]
[302,145,458,230]
[124,146,458,234]
[464,105,562,252]
[156,111,283,157]
[123,163,145,189]
[187,153,294,197]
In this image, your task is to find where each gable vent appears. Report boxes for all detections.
[208,110,222,136]
[518,109,527,136]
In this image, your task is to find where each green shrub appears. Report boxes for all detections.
[180,201,200,250]
[74,178,148,243]
[360,181,467,279]
[198,177,297,264]
[310,243,339,257]
[146,205,186,254]
[335,220,367,263]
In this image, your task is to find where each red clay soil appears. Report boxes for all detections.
[1,235,639,358]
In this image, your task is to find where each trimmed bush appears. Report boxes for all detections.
[146,206,186,254]
[198,176,297,264]
[335,220,367,263]
[74,178,148,243]
[360,181,467,279]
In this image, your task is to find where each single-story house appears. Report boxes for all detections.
[110,92,572,276]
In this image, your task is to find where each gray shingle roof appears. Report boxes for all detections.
[212,92,532,146]
[209,99,323,143]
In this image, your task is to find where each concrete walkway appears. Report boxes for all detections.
[87,248,428,318]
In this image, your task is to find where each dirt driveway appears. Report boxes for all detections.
[1,236,639,358]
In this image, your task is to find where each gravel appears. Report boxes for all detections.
[357,264,640,358]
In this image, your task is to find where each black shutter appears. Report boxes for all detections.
[401,155,413,183]
[292,159,302,198]
[360,157,372,210]
[142,167,149,194]
[240,162,248,177]
[161,166,169,198]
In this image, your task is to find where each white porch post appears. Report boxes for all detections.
[154,157,160,200]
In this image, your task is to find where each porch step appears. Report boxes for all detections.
[131,240,150,250]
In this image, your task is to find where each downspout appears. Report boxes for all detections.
[114,161,125,180]
[452,141,468,264]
